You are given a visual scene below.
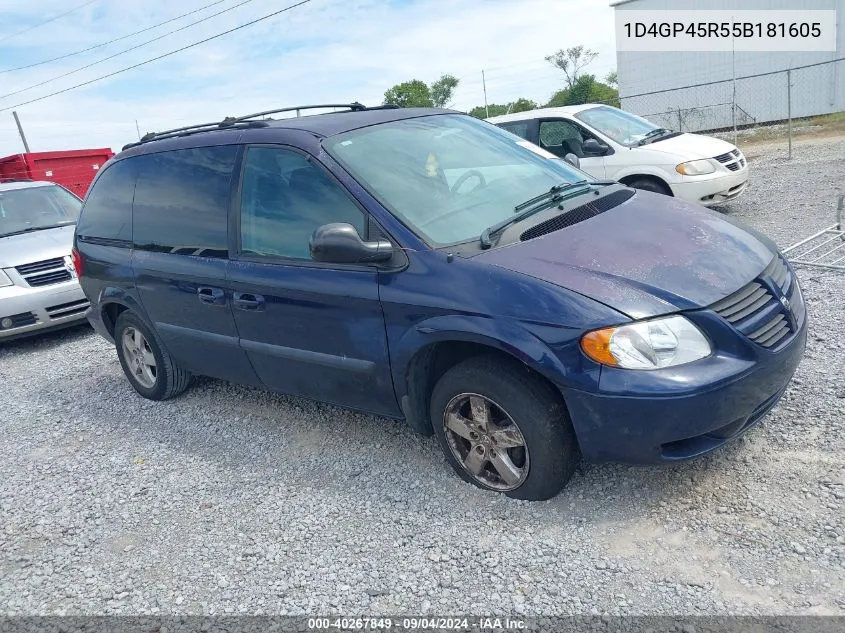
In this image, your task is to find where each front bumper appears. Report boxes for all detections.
[670,167,749,206]
[563,310,808,464]
[0,280,90,341]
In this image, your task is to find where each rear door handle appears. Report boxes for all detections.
[233,292,265,311]
[197,287,226,306]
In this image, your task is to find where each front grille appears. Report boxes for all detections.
[710,255,803,349]
[714,149,744,171]
[15,257,72,287]
[0,311,38,329]
[46,299,90,319]
[520,189,635,241]
[15,257,65,275]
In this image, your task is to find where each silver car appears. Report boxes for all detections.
[0,180,89,341]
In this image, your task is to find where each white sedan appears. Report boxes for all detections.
[488,104,749,207]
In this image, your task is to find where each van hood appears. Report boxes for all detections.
[0,224,75,268]
[643,132,738,161]
[472,190,777,320]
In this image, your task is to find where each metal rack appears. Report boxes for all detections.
[122,102,398,150]
[783,195,845,272]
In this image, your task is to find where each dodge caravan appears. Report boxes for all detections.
[73,104,806,500]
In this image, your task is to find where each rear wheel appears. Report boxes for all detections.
[114,311,191,400]
[430,355,579,500]
[626,177,672,196]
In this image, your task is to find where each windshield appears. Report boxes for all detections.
[574,105,667,147]
[323,114,589,246]
[0,185,82,238]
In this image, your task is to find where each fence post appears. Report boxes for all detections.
[677,107,682,131]
[787,69,792,160]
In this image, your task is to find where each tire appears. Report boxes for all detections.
[626,177,672,196]
[114,311,191,401]
[429,355,579,501]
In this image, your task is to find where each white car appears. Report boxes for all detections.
[0,180,89,341]
[487,104,749,207]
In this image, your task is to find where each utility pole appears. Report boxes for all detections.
[135,120,141,140]
[482,70,489,118]
[12,111,31,153]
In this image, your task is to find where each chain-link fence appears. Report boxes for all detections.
[613,57,844,155]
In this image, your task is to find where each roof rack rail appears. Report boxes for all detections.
[122,102,398,151]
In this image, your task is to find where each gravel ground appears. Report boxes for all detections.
[1,138,844,618]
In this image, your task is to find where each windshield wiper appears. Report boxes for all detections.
[0,225,62,239]
[480,180,590,249]
[637,128,670,146]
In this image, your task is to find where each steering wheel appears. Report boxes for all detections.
[450,169,487,194]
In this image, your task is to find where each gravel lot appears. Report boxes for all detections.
[1,138,844,618]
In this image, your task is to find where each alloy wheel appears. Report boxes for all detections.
[442,393,530,491]
[121,327,157,389]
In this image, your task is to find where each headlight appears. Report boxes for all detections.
[581,315,711,370]
[0,269,12,288]
[675,159,716,176]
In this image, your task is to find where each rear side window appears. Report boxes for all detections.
[497,122,530,140]
[133,146,238,258]
[76,159,137,244]
[238,146,365,260]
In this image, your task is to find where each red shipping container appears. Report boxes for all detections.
[0,148,115,199]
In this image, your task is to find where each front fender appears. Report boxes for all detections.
[389,314,574,404]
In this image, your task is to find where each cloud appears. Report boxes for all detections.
[0,0,616,155]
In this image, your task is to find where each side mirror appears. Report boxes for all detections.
[309,223,394,264]
[582,138,608,156]
[563,153,580,169]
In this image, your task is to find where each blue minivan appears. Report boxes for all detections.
[73,103,807,500]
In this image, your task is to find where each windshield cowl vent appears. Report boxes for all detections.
[519,189,635,242]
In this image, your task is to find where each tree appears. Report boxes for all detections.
[545,74,619,108]
[384,79,433,108]
[545,46,599,89]
[430,74,459,108]
[605,70,618,87]
[384,74,460,108]
[468,98,538,119]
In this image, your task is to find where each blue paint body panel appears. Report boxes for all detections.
[75,108,808,466]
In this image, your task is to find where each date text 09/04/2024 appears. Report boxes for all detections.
[308,617,526,630]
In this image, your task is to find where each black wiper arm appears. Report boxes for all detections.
[480,180,590,249]
[0,226,56,238]
[637,128,670,145]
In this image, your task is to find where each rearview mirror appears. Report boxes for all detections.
[582,138,608,156]
[564,153,580,169]
[310,223,394,264]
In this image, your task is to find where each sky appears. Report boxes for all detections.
[0,0,617,156]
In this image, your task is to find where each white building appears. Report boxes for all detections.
[611,0,844,132]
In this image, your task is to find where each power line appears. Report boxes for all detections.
[0,0,98,44]
[1,0,262,100]
[0,0,228,75]
[0,0,312,113]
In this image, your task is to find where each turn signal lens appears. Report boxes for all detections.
[580,328,618,367]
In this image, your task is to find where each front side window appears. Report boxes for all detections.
[0,184,82,238]
[574,105,662,146]
[539,120,600,159]
[132,146,237,258]
[239,146,365,260]
[323,114,587,246]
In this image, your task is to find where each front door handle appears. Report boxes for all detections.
[233,292,265,311]
[197,287,226,306]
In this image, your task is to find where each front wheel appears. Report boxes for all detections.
[430,355,579,500]
[626,177,672,196]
